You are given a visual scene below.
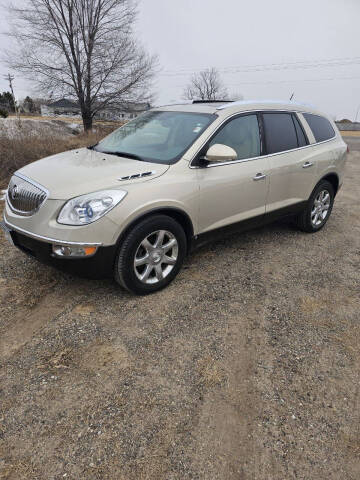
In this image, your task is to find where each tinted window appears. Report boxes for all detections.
[293,114,308,147]
[209,114,260,161]
[303,113,335,143]
[263,113,298,154]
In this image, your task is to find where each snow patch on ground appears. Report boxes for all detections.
[0,118,82,139]
[68,122,82,131]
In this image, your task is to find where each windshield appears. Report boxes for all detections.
[94,110,216,164]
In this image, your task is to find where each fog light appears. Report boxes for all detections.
[52,245,97,258]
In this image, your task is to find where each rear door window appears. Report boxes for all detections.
[263,113,298,154]
[303,113,335,143]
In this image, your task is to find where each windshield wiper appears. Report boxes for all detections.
[87,143,98,150]
[101,151,145,161]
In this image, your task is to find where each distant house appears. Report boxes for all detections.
[41,99,80,117]
[41,98,150,120]
[335,120,360,132]
[95,102,151,121]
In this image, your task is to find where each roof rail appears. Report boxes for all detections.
[216,99,317,110]
[192,100,234,104]
[154,102,192,108]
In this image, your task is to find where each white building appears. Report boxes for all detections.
[40,98,150,120]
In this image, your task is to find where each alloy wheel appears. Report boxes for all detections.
[311,189,331,227]
[134,230,179,284]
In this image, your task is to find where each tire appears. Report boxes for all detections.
[114,214,187,295]
[295,180,334,233]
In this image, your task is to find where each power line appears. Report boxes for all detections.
[159,56,360,77]
[160,56,360,75]
[224,74,360,86]
[173,74,360,89]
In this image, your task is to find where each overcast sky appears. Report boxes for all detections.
[0,0,358,120]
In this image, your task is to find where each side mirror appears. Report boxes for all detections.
[205,143,237,163]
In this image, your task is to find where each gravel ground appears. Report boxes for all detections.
[0,154,359,479]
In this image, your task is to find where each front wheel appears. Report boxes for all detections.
[114,215,187,294]
[295,180,334,233]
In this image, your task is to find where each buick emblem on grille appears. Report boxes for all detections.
[11,184,19,200]
[7,175,48,216]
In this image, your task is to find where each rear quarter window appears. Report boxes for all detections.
[303,113,335,143]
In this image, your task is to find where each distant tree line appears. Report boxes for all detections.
[22,96,35,113]
[0,92,43,118]
[0,91,15,117]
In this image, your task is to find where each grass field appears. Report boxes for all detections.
[340,130,360,137]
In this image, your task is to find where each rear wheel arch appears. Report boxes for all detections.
[320,173,339,196]
[296,179,335,233]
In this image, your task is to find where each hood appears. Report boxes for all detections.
[17,148,169,199]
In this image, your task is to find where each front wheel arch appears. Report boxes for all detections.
[115,207,194,254]
[114,213,187,294]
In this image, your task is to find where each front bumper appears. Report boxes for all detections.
[4,195,121,247]
[1,220,117,279]
[3,217,103,247]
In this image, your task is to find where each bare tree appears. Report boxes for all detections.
[230,91,244,101]
[6,0,157,131]
[183,67,228,102]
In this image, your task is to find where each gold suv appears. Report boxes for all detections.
[1,100,347,294]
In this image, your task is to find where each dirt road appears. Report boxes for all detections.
[0,154,359,479]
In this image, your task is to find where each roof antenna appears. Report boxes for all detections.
[289,92,295,101]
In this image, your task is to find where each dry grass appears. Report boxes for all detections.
[0,124,117,188]
[7,113,82,123]
[340,130,360,137]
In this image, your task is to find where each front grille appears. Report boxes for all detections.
[7,175,48,216]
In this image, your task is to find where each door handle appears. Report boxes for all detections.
[302,162,314,168]
[253,173,267,181]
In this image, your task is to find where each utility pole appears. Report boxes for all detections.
[355,104,360,123]
[4,73,20,119]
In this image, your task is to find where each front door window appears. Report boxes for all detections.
[208,114,261,161]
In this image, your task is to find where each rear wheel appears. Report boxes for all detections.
[114,215,187,294]
[295,180,334,233]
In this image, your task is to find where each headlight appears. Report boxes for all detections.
[57,189,127,225]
